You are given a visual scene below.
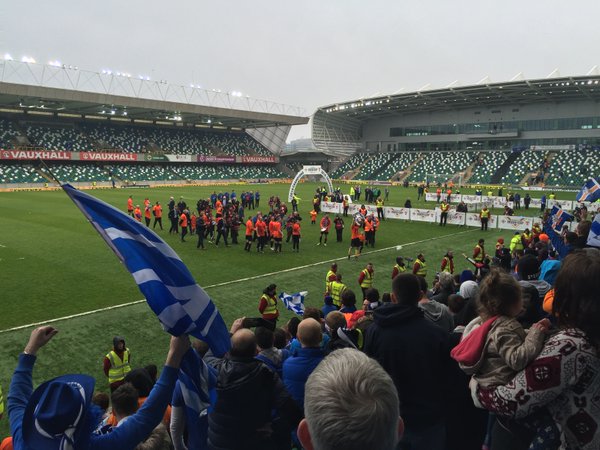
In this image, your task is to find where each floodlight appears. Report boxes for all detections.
[48,60,61,67]
[21,56,36,63]
[3,53,13,60]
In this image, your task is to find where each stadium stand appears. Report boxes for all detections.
[24,123,92,151]
[468,151,509,184]
[0,163,46,183]
[354,152,397,180]
[331,152,369,178]
[110,164,179,182]
[406,151,473,183]
[371,152,420,181]
[499,150,545,184]
[0,118,20,148]
[82,124,149,153]
[545,148,600,186]
[45,164,110,183]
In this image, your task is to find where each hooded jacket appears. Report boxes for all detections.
[419,300,455,333]
[453,316,545,388]
[364,303,451,430]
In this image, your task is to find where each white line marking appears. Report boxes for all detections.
[0,244,6,247]
[0,228,477,334]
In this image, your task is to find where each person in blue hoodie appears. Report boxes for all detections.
[282,318,325,408]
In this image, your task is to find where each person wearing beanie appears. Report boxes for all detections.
[321,295,337,317]
[459,269,475,284]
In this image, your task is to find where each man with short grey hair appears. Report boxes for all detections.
[297,348,403,450]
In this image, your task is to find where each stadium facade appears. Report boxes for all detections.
[312,75,600,156]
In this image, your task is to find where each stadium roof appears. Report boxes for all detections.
[318,75,600,120]
[0,60,308,129]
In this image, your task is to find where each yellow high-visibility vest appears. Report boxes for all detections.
[480,209,490,218]
[474,244,485,262]
[328,281,347,307]
[394,264,406,276]
[415,260,427,277]
[360,269,374,288]
[106,350,131,384]
[261,294,278,316]
[441,256,452,273]
[0,384,4,417]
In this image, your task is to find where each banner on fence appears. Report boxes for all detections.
[465,212,497,229]
[384,207,411,220]
[410,208,437,223]
[496,215,533,231]
[321,201,342,214]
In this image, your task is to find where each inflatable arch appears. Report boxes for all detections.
[288,165,334,202]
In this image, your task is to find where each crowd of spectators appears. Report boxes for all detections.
[2,208,599,449]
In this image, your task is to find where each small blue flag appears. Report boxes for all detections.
[576,178,600,203]
[587,214,600,248]
[548,205,573,234]
[279,291,307,316]
[62,184,231,357]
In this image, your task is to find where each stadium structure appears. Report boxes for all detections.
[0,59,308,188]
[311,73,600,187]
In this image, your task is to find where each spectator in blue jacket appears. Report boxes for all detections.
[282,318,325,408]
[8,325,189,450]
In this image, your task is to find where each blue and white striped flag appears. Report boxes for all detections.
[178,348,216,416]
[587,214,600,248]
[576,177,600,203]
[62,184,231,357]
[279,291,307,316]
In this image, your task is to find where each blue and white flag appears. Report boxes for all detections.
[576,177,600,203]
[279,291,307,316]
[62,184,231,357]
[588,214,600,248]
[548,205,573,233]
[178,349,216,416]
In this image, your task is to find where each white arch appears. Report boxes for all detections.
[288,165,334,202]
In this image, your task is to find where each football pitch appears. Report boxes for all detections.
[0,181,570,437]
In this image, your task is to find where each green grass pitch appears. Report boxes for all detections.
[0,181,572,438]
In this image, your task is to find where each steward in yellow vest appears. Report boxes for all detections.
[391,256,407,279]
[104,336,132,392]
[413,254,427,277]
[359,263,374,297]
[258,283,279,323]
[327,275,348,307]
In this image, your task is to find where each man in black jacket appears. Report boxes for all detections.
[207,328,302,450]
[364,273,451,450]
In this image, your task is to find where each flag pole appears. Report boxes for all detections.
[37,158,63,187]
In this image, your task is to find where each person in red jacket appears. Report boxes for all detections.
[317,213,331,246]
[133,205,142,222]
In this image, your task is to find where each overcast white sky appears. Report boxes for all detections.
[1,1,598,142]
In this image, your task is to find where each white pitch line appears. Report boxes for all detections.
[0,228,477,334]
[0,244,6,247]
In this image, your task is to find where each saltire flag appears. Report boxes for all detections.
[587,214,600,248]
[547,205,573,234]
[61,184,231,357]
[279,291,307,316]
[576,177,600,203]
